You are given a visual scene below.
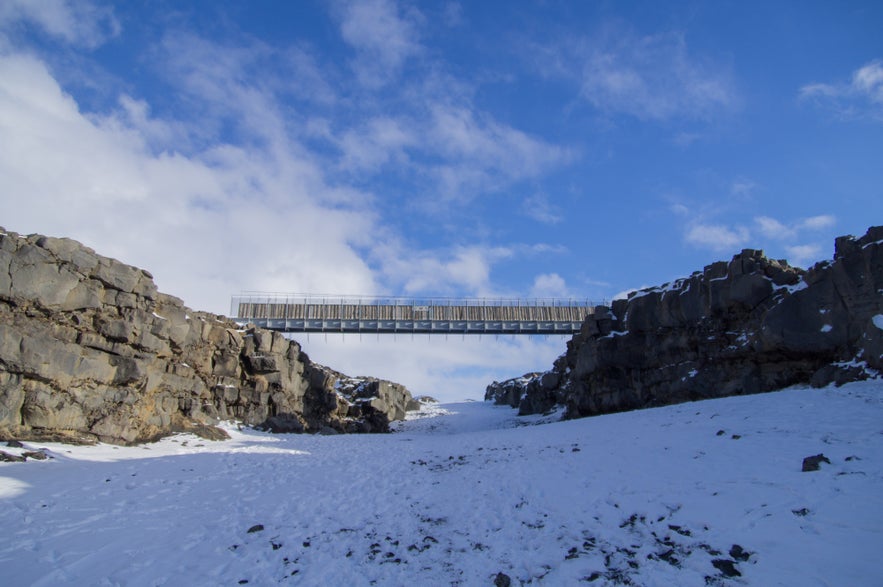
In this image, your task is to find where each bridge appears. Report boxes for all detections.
[231,294,598,335]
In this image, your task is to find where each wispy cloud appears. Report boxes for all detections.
[676,205,835,266]
[521,192,563,225]
[755,216,797,240]
[426,104,573,198]
[335,0,422,89]
[0,0,119,48]
[754,214,836,240]
[573,28,736,122]
[337,116,417,171]
[799,214,836,230]
[799,59,883,122]
[684,223,750,251]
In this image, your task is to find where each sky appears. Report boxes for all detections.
[1,0,881,400]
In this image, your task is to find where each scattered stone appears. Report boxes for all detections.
[792,507,810,517]
[0,450,25,462]
[668,524,692,537]
[656,548,680,567]
[802,454,831,472]
[21,450,50,460]
[6,440,23,448]
[493,571,512,587]
[729,544,751,562]
[711,559,741,577]
[246,524,264,534]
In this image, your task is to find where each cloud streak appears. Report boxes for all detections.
[800,59,883,122]
[534,26,737,122]
[0,0,119,48]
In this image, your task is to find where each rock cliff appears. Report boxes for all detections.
[0,227,414,444]
[490,226,882,418]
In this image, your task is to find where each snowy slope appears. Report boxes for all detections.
[1,381,881,586]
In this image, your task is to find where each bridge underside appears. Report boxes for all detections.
[232,296,596,335]
[237,317,584,335]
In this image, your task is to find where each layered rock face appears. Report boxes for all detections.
[0,228,414,444]
[510,226,882,419]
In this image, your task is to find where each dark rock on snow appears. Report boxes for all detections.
[509,226,883,419]
[801,454,831,472]
[0,227,415,445]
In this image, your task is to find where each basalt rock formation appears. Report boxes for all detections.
[0,227,414,444]
[496,226,882,419]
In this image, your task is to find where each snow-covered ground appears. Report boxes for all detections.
[1,381,881,586]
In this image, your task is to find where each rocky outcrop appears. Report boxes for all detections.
[484,372,544,409]
[0,227,415,444]
[513,226,882,419]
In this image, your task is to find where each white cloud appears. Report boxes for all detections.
[684,223,749,251]
[755,216,797,240]
[786,244,823,268]
[530,273,569,299]
[754,214,836,240]
[853,60,883,103]
[576,29,735,121]
[0,0,119,48]
[374,243,513,297]
[799,59,883,121]
[0,52,379,314]
[336,0,422,88]
[799,214,836,230]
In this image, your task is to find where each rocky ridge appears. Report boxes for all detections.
[0,227,414,444]
[487,226,883,418]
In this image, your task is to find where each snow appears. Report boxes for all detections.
[776,280,808,294]
[873,314,883,330]
[601,330,629,339]
[820,324,833,333]
[2,382,882,586]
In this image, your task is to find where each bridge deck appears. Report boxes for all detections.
[231,295,596,335]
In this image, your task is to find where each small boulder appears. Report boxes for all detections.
[0,450,26,462]
[802,453,831,472]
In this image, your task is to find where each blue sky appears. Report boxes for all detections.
[1,1,881,400]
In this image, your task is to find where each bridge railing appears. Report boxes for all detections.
[230,293,601,335]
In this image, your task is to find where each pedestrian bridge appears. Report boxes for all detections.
[231,294,598,335]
